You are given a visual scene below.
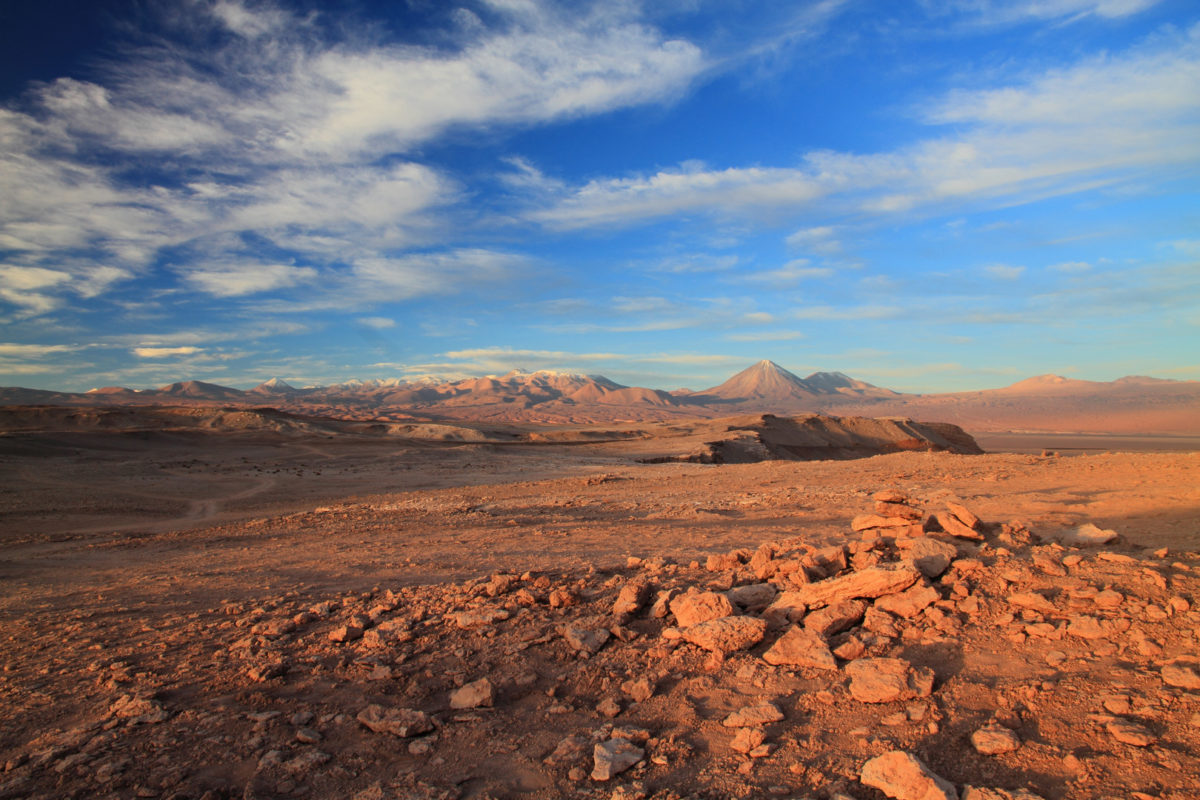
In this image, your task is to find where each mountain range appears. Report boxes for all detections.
[2,360,1197,434]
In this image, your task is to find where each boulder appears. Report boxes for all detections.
[860,750,957,800]
[357,705,433,738]
[899,537,959,579]
[591,739,644,781]
[792,564,921,609]
[846,658,934,703]
[762,625,838,670]
[449,677,495,709]
[970,723,1021,755]
[681,616,767,654]
[875,582,940,619]
[670,591,735,627]
[804,599,866,636]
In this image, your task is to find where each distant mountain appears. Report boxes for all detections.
[251,377,298,394]
[3,364,1197,433]
[157,380,245,401]
[686,361,896,409]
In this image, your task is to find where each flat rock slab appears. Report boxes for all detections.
[449,677,495,709]
[1107,718,1156,746]
[357,705,433,738]
[804,599,867,636]
[722,702,785,728]
[860,750,957,800]
[762,625,838,670]
[793,564,921,608]
[1162,663,1200,689]
[563,625,611,655]
[935,511,983,541]
[899,537,959,579]
[875,582,940,619]
[846,657,935,704]
[591,739,644,781]
[970,723,1021,755]
[962,789,1046,800]
[681,615,767,654]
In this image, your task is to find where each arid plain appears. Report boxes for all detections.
[1,374,1199,799]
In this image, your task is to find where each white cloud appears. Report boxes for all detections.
[1049,260,1092,272]
[785,226,842,254]
[742,260,834,283]
[359,317,396,330]
[0,265,71,313]
[0,0,705,315]
[985,264,1026,280]
[0,342,79,357]
[529,25,1200,228]
[186,263,318,297]
[133,346,203,358]
[727,330,805,342]
[929,0,1163,26]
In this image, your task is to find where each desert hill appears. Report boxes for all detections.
[2,364,1197,434]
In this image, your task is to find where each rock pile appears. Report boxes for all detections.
[2,490,1199,800]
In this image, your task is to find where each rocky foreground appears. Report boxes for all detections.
[2,492,1199,799]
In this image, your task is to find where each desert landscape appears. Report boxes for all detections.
[1,372,1199,800]
[3,2,1198,799]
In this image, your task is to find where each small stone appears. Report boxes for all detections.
[613,579,653,619]
[961,789,1047,800]
[934,511,983,541]
[621,676,656,702]
[596,697,622,718]
[1007,592,1056,614]
[945,501,980,530]
[971,723,1021,755]
[681,615,767,654]
[1106,718,1155,746]
[762,625,838,670]
[449,677,495,709]
[726,583,778,611]
[723,702,785,727]
[730,727,766,754]
[804,599,867,636]
[875,582,940,619]
[1065,522,1118,546]
[591,739,644,781]
[860,750,956,800]
[846,658,934,704]
[1066,615,1106,640]
[563,625,611,656]
[295,727,322,744]
[453,607,511,628]
[356,705,433,738]
[328,625,363,643]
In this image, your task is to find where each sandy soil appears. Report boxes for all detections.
[1,427,1198,799]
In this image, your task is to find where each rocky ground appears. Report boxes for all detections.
[2,467,1199,800]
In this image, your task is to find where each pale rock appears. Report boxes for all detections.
[726,583,777,611]
[453,608,510,629]
[961,789,1046,800]
[1066,615,1106,640]
[860,750,957,800]
[846,658,935,703]
[563,625,611,656]
[591,739,643,781]
[945,501,980,530]
[1065,522,1119,546]
[449,677,495,709]
[357,705,433,737]
[934,511,983,541]
[613,579,653,619]
[1007,592,1055,614]
[1161,663,1200,690]
[762,626,838,670]
[792,564,921,609]
[730,727,767,754]
[970,723,1021,755]
[763,591,808,625]
[109,695,169,724]
[622,676,657,702]
[875,501,924,520]
[853,514,918,532]
[682,615,767,654]
[670,591,735,627]
[328,625,363,643]
[723,702,785,727]
[804,599,867,636]
[876,583,940,619]
[1106,718,1155,746]
[649,588,680,618]
[899,538,959,579]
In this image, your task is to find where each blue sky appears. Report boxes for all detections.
[1,0,1197,393]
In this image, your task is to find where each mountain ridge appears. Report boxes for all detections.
[2,365,1197,434]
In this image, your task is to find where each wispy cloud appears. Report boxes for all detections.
[0,0,706,317]
[133,346,203,358]
[527,24,1200,228]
